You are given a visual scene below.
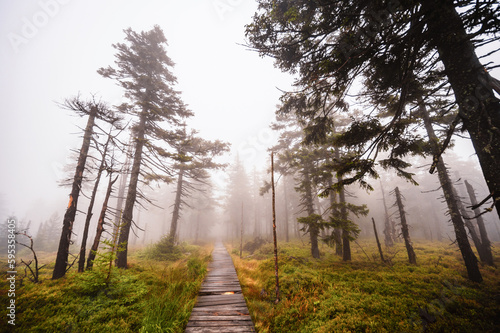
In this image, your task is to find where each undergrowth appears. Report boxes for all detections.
[0,243,211,332]
[231,239,500,333]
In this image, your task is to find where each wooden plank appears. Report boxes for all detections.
[191,307,249,318]
[185,327,255,333]
[185,242,256,333]
[189,316,252,321]
[187,320,254,327]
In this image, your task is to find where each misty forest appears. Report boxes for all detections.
[2,1,500,332]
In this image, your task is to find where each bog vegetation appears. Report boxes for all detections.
[231,239,500,333]
[1,1,500,332]
[0,243,210,332]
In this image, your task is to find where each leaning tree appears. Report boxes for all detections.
[98,26,192,268]
[52,96,118,279]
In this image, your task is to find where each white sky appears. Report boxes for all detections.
[0,0,294,222]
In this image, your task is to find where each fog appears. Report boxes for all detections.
[1,0,499,251]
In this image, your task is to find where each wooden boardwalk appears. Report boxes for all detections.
[185,242,256,333]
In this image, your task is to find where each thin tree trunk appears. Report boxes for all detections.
[339,183,351,261]
[465,180,494,266]
[271,152,280,303]
[372,217,385,263]
[53,106,97,279]
[394,187,417,265]
[86,174,118,270]
[113,139,132,246]
[78,133,111,272]
[454,186,489,264]
[419,100,482,281]
[240,202,243,258]
[169,167,185,242]
[304,164,320,259]
[283,175,289,242]
[327,177,342,256]
[380,181,394,247]
[116,110,147,268]
[422,0,500,221]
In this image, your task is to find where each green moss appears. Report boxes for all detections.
[231,240,500,333]
[0,243,210,333]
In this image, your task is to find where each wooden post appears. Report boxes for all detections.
[271,152,280,303]
[240,202,243,259]
[372,217,385,263]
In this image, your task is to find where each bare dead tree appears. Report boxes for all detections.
[16,232,45,283]
[393,187,417,265]
[372,218,386,263]
[271,152,280,304]
[86,171,119,270]
[465,180,494,266]
[53,96,118,279]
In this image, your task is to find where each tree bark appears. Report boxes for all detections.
[419,100,482,281]
[380,181,394,247]
[271,152,280,303]
[116,110,147,268]
[465,180,494,266]
[394,187,417,265]
[52,106,97,279]
[78,133,111,272]
[372,217,385,263]
[339,182,351,261]
[240,202,243,258]
[112,139,132,247]
[169,167,185,242]
[304,163,320,259]
[283,175,289,242]
[422,0,500,221]
[86,173,117,270]
[328,178,342,256]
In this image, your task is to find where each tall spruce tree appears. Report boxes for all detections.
[246,0,500,221]
[98,26,192,268]
[167,128,229,242]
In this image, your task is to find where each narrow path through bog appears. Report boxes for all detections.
[185,242,256,333]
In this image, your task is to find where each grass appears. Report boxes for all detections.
[0,243,211,333]
[230,239,500,333]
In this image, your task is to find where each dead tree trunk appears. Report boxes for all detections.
[394,187,417,265]
[372,218,385,263]
[86,173,118,270]
[419,100,482,281]
[78,133,111,272]
[380,181,394,247]
[283,175,289,242]
[240,202,243,258]
[271,152,280,303]
[116,110,147,269]
[53,106,97,279]
[455,185,489,264]
[169,167,185,243]
[465,180,494,266]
